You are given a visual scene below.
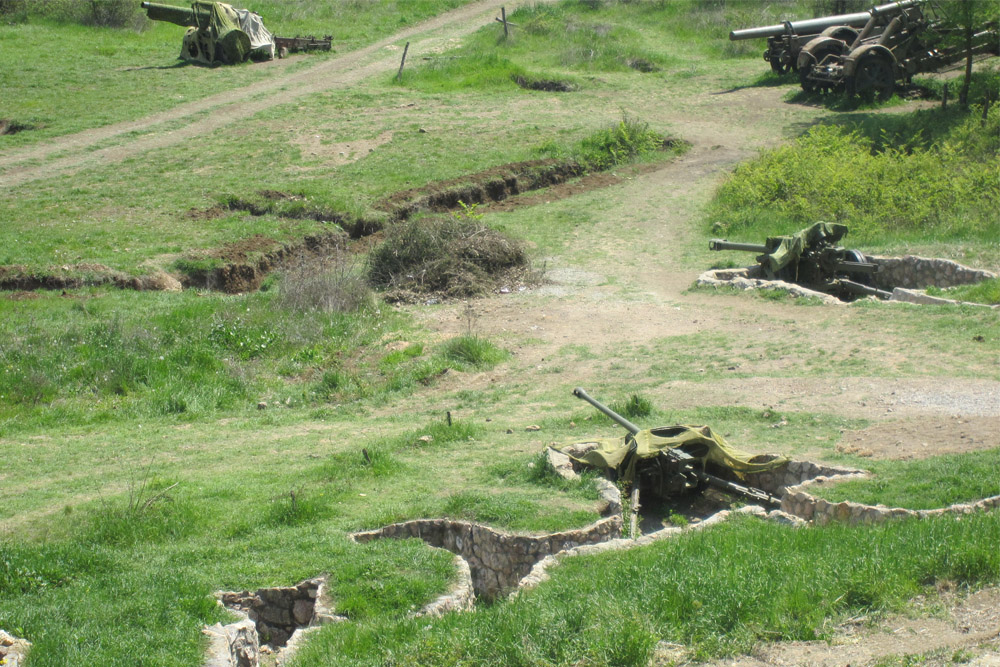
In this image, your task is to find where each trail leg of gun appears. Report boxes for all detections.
[630,486,640,539]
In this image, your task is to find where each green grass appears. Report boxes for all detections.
[927,277,1000,306]
[811,449,1000,510]
[0,1,470,144]
[0,288,508,435]
[291,512,1000,666]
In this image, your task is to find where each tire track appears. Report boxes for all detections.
[0,0,524,189]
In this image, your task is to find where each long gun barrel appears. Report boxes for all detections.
[140,1,201,27]
[572,387,640,435]
[709,239,769,254]
[729,0,921,41]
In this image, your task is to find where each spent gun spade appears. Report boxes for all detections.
[572,388,781,508]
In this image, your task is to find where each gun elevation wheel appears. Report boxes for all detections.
[848,55,894,101]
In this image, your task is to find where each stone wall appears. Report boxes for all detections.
[0,630,31,667]
[219,577,328,648]
[352,515,622,599]
[782,478,1000,525]
[868,255,996,290]
[414,554,475,617]
[741,459,869,496]
[696,255,996,305]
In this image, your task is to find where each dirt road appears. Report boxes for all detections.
[0,0,528,189]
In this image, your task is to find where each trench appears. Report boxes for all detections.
[204,450,1000,665]
[697,254,997,306]
[0,149,681,295]
[0,119,33,136]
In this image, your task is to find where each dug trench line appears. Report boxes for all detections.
[0,150,680,294]
[0,0,550,190]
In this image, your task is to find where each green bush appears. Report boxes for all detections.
[708,107,1000,243]
[577,114,666,170]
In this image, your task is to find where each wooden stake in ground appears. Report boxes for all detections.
[501,7,509,39]
[396,42,410,81]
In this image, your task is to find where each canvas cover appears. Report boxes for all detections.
[759,221,848,276]
[236,8,275,60]
[556,425,787,486]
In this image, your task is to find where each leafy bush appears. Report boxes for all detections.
[368,216,529,299]
[578,114,666,170]
[708,107,1000,243]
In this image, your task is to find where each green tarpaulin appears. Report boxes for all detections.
[555,425,787,488]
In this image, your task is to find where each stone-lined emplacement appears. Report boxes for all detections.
[517,505,806,592]
[352,516,622,600]
[201,449,998,665]
[697,255,997,307]
[782,481,1000,525]
[0,629,31,667]
[218,577,338,648]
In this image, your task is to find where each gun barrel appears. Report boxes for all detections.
[835,260,879,275]
[729,0,921,41]
[572,388,641,436]
[140,1,198,27]
[709,239,769,253]
[837,279,893,300]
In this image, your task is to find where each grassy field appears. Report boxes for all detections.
[1,0,999,665]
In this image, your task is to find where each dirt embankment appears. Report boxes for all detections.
[3,150,675,295]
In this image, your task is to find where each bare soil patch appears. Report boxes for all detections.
[835,416,1000,460]
[686,586,1000,667]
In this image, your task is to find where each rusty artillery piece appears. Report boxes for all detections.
[729,0,920,75]
[797,0,1000,99]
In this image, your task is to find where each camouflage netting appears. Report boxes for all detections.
[759,222,848,276]
[555,425,787,493]
[143,1,274,64]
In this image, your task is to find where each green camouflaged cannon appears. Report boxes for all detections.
[141,1,275,64]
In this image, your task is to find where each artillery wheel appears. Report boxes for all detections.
[770,58,791,76]
[848,55,895,102]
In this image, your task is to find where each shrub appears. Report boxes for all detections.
[277,250,373,314]
[577,114,665,170]
[441,335,509,368]
[368,216,529,299]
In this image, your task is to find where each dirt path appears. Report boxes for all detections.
[0,0,529,189]
[681,586,1000,667]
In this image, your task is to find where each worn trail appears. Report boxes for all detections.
[0,0,527,189]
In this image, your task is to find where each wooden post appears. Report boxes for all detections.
[446,411,452,427]
[501,7,509,40]
[396,41,410,81]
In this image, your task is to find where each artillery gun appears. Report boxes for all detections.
[729,0,919,75]
[565,388,784,524]
[141,1,275,64]
[798,0,1000,99]
[709,222,891,300]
